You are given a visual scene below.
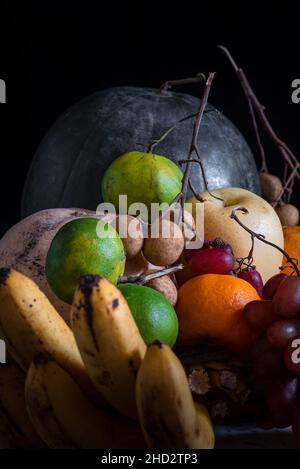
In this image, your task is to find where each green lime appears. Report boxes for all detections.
[118,283,178,347]
[46,217,125,304]
[101,151,183,216]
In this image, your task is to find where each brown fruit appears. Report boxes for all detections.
[115,215,144,258]
[144,269,178,306]
[164,208,196,241]
[276,204,299,227]
[124,252,164,278]
[260,172,283,203]
[143,220,184,266]
[124,252,149,277]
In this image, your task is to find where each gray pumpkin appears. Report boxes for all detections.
[22,86,260,217]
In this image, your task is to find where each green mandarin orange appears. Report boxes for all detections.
[46,217,125,304]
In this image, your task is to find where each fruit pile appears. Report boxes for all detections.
[1,66,300,449]
[1,170,300,448]
[0,268,214,449]
[245,274,300,435]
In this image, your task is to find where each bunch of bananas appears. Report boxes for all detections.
[0,267,215,449]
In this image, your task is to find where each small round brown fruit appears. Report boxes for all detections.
[164,208,196,241]
[124,252,149,277]
[144,269,178,306]
[143,220,184,266]
[275,204,299,227]
[260,172,283,203]
[115,215,144,258]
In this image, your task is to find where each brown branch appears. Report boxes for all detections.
[230,207,300,277]
[158,73,206,95]
[247,98,268,172]
[118,264,184,285]
[273,163,300,206]
[157,72,218,227]
[179,72,216,210]
[218,45,300,187]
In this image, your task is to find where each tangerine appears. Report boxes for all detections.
[281,226,300,275]
[176,274,260,353]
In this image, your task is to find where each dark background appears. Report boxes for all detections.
[0,1,299,236]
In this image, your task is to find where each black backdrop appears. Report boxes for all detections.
[1,1,299,236]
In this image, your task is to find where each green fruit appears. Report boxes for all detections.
[118,283,178,347]
[46,217,125,304]
[101,151,183,215]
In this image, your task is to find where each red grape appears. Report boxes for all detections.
[292,399,300,439]
[267,374,299,428]
[284,335,300,375]
[273,276,300,318]
[267,320,300,350]
[244,300,276,331]
[253,349,284,378]
[262,273,287,300]
[188,247,234,275]
[249,336,270,361]
[238,268,263,297]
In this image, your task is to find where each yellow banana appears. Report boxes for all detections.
[71,274,146,420]
[0,356,45,448]
[25,354,145,449]
[0,268,102,402]
[136,340,215,449]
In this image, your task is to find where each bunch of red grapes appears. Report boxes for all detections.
[184,239,300,437]
[245,273,300,436]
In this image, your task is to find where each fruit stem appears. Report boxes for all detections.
[173,72,225,225]
[234,232,255,273]
[118,264,184,285]
[230,207,300,277]
[218,45,300,203]
[158,72,206,95]
[147,113,196,154]
[273,162,300,207]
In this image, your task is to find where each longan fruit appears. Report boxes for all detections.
[164,208,196,241]
[124,252,149,277]
[143,220,184,266]
[115,214,144,258]
[144,269,178,306]
[276,204,299,227]
[260,172,283,203]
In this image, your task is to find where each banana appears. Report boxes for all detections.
[136,340,215,449]
[0,355,45,448]
[71,274,146,420]
[0,268,102,402]
[25,354,145,449]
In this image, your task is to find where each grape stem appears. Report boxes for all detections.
[234,232,255,273]
[118,263,184,285]
[230,207,300,277]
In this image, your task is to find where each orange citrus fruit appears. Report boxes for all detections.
[281,226,300,275]
[176,274,261,354]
